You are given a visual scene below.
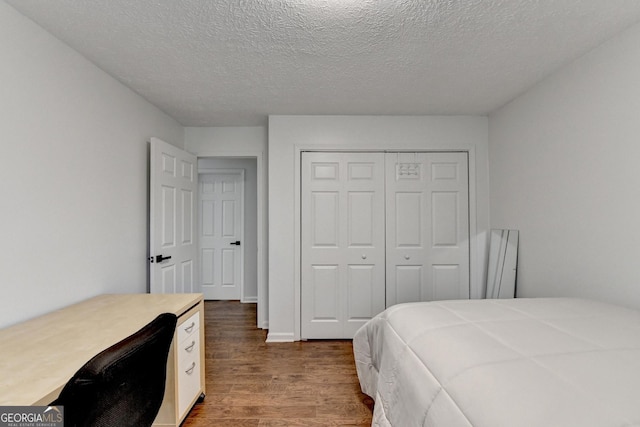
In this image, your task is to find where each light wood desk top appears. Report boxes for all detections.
[0,293,203,406]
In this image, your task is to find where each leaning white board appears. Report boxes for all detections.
[486,229,518,298]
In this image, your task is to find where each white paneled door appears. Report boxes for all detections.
[199,170,244,300]
[385,152,469,305]
[301,152,386,339]
[301,151,470,339]
[149,138,198,294]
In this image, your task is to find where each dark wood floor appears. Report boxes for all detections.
[182,301,374,427]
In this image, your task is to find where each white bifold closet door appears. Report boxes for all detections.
[301,151,469,339]
[301,153,386,339]
[385,152,469,306]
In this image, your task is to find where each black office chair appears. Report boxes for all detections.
[51,313,177,427]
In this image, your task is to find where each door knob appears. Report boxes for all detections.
[152,254,172,263]
[230,241,241,246]
[404,255,411,260]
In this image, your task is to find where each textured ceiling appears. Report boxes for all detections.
[6,0,640,126]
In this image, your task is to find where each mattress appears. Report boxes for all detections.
[353,298,640,427]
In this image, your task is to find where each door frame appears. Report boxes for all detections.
[195,151,267,330]
[294,145,480,341]
[198,168,245,301]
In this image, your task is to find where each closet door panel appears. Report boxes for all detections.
[311,192,339,247]
[432,264,462,301]
[394,265,423,304]
[348,192,375,247]
[345,264,384,337]
[302,152,385,339]
[431,192,459,246]
[310,265,340,321]
[386,152,470,306]
[394,192,423,247]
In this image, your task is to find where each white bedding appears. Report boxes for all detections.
[353,298,640,427]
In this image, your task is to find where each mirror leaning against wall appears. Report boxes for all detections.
[486,229,519,299]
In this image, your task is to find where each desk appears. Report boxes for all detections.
[0,293,205,427]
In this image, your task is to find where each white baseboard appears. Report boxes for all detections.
[241,296,258,303]
[266,332,294,343]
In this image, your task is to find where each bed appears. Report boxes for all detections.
[353,298,640,427]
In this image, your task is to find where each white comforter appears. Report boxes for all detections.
[353,298,640,427]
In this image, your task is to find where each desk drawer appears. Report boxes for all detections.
[177,311,200,343]
[177,333,201,417]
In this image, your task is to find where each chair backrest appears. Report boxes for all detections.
[51,313,177,427]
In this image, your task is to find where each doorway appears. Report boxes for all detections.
[198,158,258,304]
[199,169,244,300]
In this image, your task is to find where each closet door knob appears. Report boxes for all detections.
[361,254,367,259]
[404,255,411,260]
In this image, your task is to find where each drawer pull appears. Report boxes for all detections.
[184,341,196,352]
[184,322,195,334]
[185,362,196,375]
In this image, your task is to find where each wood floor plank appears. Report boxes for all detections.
[181,300,373,426]
[230,383,290,394]
[258,419,372,427]
[195,405,317,419]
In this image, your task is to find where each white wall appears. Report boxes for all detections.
[489,22,640,308]
[268,115,489,341]
[186,127,267,154]
[0,3,184,328]
[197,157,258,302]
[185,126,269,327]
